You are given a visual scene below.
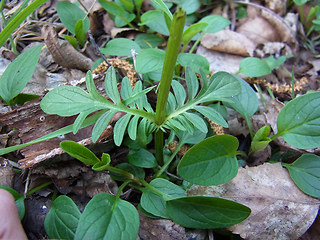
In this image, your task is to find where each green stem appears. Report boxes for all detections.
[189,32,204,53]
[154,141,183,178]
[116,180,131,199]
[26,181,53,197]
[154,8,186,166]
[245,116,254,140]
[107,165,136,181]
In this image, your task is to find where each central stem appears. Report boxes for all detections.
[154,7,186,166]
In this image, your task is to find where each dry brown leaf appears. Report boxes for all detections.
[201,30,256,57]
[187,163,320,240]
[41,25,93,71]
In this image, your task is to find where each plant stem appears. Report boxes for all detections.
[26,181,53,197]
[189,32,204,53]
[154,8,186,166]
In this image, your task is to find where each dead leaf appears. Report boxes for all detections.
[187,163,320,240]
[265,0,287,16]
[41,25,93,71]
[201,30,256,56]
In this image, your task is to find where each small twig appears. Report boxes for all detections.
[88,30,111,67]
[24,169,31,198]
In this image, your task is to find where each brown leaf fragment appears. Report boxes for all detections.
[187,163,320,240]
[41,25,93,71]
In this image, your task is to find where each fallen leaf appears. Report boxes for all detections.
[187,163,320,240]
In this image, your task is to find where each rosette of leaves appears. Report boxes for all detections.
[40,66,241,147]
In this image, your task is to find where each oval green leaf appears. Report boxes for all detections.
[199,15,231,33]
[178,53,210,74]
[282,154,320,198]
[100,38,141,57]
[44,195,81,240]
[167,196,250,229]
[276,92,320,149]
[136,48,166,74]
[75,193,139,240]
[178,135,239,185]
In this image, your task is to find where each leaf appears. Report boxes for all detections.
[63,34,78,49]
[100,38,141,57]
[0,186,25,220]
[185,66,199,100]
[171,80,186,106]
[178,53,210,74]
[75,193,139,240]
[187,163,320,239]
[112,163,145,181]
[92,153,111,171]
[0,44,42,104]
[140,10,169,36]
[127,115,140,140]
[56,1,89,35]
[182,112,208,133]
[60,141,100,165]
[250,126,271,154]
[140,178,186,218]
[182,22,208,47]
[193,105,228,128]
[98,0,125,17]
[283,154,320,198]
[120,0,134,12]
[120,77,133,101]
[167,196,250,229]
[40,85,102,116]
[178,135,239,185]
[114,11,136,27]
[85,70,106,102]
[136,48,166,74]
[223,75,259,121]
[44,195,80,240]
[199,15,231,33]
[276,92,320,149]
[74,19,86,46]
[105,66,121,104]
[92,111,115,143]
[175,127,206,144]
[135,33,162,49]
[128,148,157,168]
[178,0,201,14]
[113,114,131,146]
[150,0,173,20]
[238,57,272,77]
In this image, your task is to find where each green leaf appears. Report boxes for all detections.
[178,135,239,185]
[140,10,169,35]
[167,196,250,229]
[182,22,208,46]
[75,193,139,240]
[7,93,40,106]
[120,0,134,12]
[113,114,132,146]
[140,178,185,218]
[0,44,42,104]
[128,148,157,168]
[63,34,78,49]
[250,126,271,154]
[193,105,228,128]
[136,48,166,74]
[92,111,115,143]
[98,0,125,17]
[293,0,308,6]
[0,0,48,48]
[185,66,199,100]
[120,77,133,101]
[150,0,173,20]
[40,85,102,116]
[175,127,206,144]
[238,57,271,77]
[171,80,186,106]
[100,38,141,56]
[114,12,136,27]
[223,75,259,120]
[178,0,200,14]
[283,154,320,198]
[135,33,163,49]
[199,15,231,33]
[182,112,207,133]
[166,118,186,131]
[92,153,111,171]
[74,19,86,46]
[56,1,89,35]
[174,114,195,134]
[0,187,25,220]
[264,55,286,70]
[276,92,320,149]
[127,115,140,140]
[112,163,145,181]
[178,53,210,74]
[85,70,107,102]
[105,66,121,104]
[73,110,95,134]
[44,195,80,240]
[60,141,100,165]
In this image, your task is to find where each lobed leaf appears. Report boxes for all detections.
[182,112,208,133]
